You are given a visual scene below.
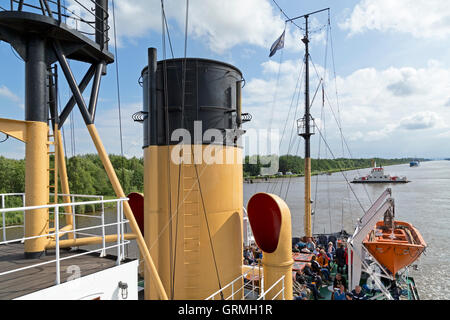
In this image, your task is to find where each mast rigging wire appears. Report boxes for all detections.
[111,0,125,187]
[156,0,224,299]
[159,0,176,299]
[111,0,128,258]
[182,0,225,298]
[312,118,367,214]
[312,85,326,234]
[266,58,304,194]
[309,53,373,209]
[271,0,304,31]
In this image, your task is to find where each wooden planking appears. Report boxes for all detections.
[0,243,117,300]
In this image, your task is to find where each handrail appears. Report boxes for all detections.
[0,196,131,287]
[3,0,111,46]
[257,275,285,300]
[1,193,25,242]
[1,192,108,254]
[205,266,261,300]
[0,197,126,213]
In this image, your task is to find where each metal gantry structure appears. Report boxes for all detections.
[0,0,169,299]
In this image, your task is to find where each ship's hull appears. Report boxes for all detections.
[351,180,409,183]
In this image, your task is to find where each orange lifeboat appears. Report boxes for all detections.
[363,220,426,276]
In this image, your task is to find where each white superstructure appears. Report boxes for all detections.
[353,166,408,183]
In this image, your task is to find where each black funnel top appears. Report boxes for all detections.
[141,58,244,147]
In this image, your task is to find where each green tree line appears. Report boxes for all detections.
[244,155,422,177]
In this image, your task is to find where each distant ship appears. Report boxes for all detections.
[410,160,420,167]
[352,163,408,183]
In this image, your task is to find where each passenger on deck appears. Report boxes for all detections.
[244,247,255,265]
[311,255,330,283]
[327,242,335,261]
[335,243,347,274]
[294,240,306,252]
[306,238,316,252]
[346,285,367,300]
[304,263,323,288]
[333,284,347,300]
[255,247,262,261]
[317,249,330,269]
[295,269,324,300]
[333,273,347,291]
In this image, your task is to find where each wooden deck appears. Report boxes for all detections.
[0,242,118,299]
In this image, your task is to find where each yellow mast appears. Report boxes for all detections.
[288,8,329,238]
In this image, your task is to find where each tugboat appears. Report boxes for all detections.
[352,163,408,183]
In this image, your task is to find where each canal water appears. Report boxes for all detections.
[243,160,450,300]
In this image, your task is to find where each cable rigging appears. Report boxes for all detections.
[155,0,224,299]
[111,0,128,258]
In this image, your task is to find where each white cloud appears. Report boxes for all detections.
[0,85,20,103]
[242,59,450,156]
[398,111,443,130]
[339,0,450,39]
[107,0,303,54]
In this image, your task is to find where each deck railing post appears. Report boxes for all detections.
[231,281,234,300]
[22,194,26,232]
[1,195,5,242]
[55,206,60,285]
[120,200,124,260]
[100,195,106,257]
[116,200,121,265]
[71,195,76,241]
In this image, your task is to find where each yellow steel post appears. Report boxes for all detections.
[304,157,312,238]
[86,123,168,300]
[24,121,50,257]
[56,129,74,239]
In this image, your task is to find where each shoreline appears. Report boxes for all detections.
[243,162,412,183]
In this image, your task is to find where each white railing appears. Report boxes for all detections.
[205,265,286,301]
[243,207,255,247]
[1,193,26,242]
[1,192,108,255]
[205,265,262,300]
[257,275,285,300]
[0,196,130,286]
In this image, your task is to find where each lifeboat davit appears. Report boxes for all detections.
[363,220,426,276]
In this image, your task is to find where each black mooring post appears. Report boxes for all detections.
[57,0,62,23]
[95,0,108,51]
[144,47,157,148]
[25,37,48,123]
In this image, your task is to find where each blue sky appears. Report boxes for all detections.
[1,0,450,159]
